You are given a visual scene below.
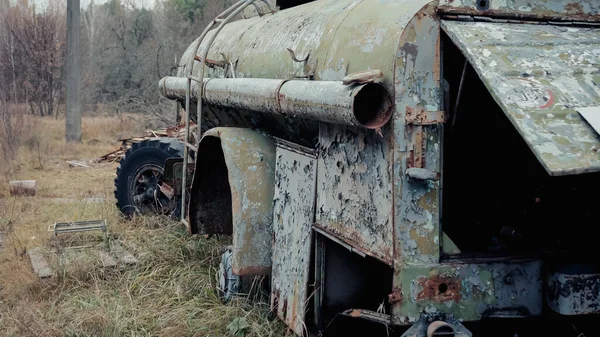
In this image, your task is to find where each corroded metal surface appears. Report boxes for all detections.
[271,144,317,336]
[394,261,543,324]
[177,0,431,103]
[442,20,600,176]
[189,127,276,275]
[393,2,442,268]
[415,275,462,303]
[316,123,394,264]
[160,0,600,330]
[159,76,393,129]
[438,0,600,22]
[547,265,600,315]
[173,0,432,147]
[401,313,472,337]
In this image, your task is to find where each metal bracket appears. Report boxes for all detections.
[287,48,310,63]
[406,106,444,179]
[287,48,314,79]
[406,168,440,181]
[388,287,403,304]
[400,312,472,337]
[406,107,445,126]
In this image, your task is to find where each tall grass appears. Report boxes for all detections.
[1,215,287,337]
[0,114,288,337]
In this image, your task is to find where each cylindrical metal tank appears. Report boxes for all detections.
[164,0,432,144]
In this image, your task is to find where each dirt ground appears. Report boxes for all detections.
[0,115,287,337]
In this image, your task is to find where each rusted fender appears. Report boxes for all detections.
[189,127,276,276]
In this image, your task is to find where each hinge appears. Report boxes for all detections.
[406,107,445,126]
[388,287,403,305]
[406,107,443,180]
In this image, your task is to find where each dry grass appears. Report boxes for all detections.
[0,114,288,337]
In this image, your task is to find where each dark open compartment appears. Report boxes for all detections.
[440,31,600,261]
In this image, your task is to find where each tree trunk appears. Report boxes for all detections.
[66,0,81,142]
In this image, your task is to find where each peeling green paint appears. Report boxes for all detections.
[442,21,600,176]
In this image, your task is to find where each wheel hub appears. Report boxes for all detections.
[129,164,174,215]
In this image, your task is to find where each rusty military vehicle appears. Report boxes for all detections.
[113,0,600,335]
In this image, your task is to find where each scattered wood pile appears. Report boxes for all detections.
[95,122,197,164]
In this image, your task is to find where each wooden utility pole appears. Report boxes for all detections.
[66,0,81,142]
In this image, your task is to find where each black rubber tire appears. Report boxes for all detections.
[114,137,184,217]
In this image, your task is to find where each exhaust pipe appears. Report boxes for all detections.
[159,76,393,129]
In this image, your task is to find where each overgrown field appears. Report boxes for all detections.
[0,115,288,337]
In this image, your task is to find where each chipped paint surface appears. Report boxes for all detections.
[164,0,600,330]
[189,128,276,275]
[547,266,600,315]
[173,0,431,148]
[394,261,543,324]
[178,0,431,96]
[393,2,442,269]
[159,76,393,129]
[438,0,600,22]
[442,21,600,176]
[271,145,317,336]
[316,123,394,264]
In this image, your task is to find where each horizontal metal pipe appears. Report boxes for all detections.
[159,76,393,129]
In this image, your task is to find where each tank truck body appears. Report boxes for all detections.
[113,0,600,335]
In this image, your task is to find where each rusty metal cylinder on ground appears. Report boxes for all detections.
[158,76,393,129]
[9,180,37,197]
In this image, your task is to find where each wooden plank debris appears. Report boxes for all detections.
[95,122,196,164]
[67,160,90,168]
[27,247,53,279]
[98,250,118,268]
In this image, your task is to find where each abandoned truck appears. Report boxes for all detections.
[113,0,600,335]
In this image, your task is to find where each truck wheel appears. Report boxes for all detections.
[114,138,184,218]
[217,247,271,303]
[217,247,241,303]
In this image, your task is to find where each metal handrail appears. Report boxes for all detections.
[180,0,277,224]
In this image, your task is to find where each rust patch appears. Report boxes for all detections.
[413,126,424,168]
[348,309,363,317]
[194,55,226,68]
[272,288,280,311]
[564,3,584,15]
[282,298,289,320]
[416,275,462,303]
[405,106,445,125]
[388,287,403,304]
[234,265,272,276]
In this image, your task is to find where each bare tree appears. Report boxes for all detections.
[1,0,66,116]
[0,0,235,124]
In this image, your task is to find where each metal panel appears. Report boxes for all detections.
[271,144,317,336]
[316,123,393,264]
[547,265,600,315]
[442,20,600,176]
[392,1,442,270]
[394,261,543,324]
[438,0,600,22]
